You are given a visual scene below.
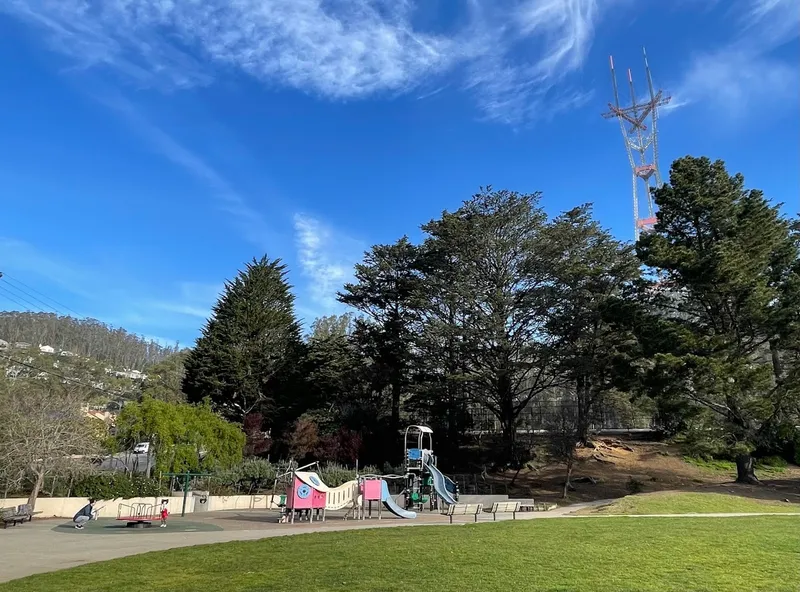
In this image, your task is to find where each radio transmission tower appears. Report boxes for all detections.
[602,48,671,240]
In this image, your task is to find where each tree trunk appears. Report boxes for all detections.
[497,372,519,468]
[27,470,44,510]
[769,339,784,383]
[500,417,518,469]
[390,380,401,434]
[576,375,591,445]
[735,453,760,485]
[562,460,574,500]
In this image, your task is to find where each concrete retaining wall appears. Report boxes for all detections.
[2,494,283,518]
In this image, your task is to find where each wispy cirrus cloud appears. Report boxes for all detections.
[97,94,275,248]
[293,214,364,314]
[669,0,799,120]
[2,0,604,125]
[465,0,599,123]
[150,282,224,321]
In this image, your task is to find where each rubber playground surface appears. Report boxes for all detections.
[52,518,224,534]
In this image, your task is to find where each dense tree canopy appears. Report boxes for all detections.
[636,156,800,482]
[6,154,795,489]
[172,160,797,473]
[0,311,179,369]
[182,256,303,424]
[115,397,245,475]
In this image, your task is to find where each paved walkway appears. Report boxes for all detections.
[1,502,797,584]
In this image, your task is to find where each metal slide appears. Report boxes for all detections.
[380,480,416,519]
[423,459,457,506]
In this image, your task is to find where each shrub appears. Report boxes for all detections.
[318,429,363,464]
[72,473,166,500]
[360,465,381,476]
[626,477,645,494]
[757,455,788,469]
[318,462,356,487]
[288,417,320,460]
[213,458,277,494]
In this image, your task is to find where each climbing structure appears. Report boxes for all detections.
[402,425,458,511]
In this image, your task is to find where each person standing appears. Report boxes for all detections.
[159,499,169,528]
[72,499,96,529]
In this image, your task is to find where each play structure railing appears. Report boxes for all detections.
[325,481,360,511]
[117,502,159,521]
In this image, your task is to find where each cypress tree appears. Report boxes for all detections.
[183,256,303,424]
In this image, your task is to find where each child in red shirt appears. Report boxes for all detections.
[160,499,169,528]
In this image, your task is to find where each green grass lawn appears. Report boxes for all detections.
[4,516,799,592]
[583,492,800,515]
[683,456,789,475]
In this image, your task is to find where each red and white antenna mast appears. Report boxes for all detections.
[602,48,671,241]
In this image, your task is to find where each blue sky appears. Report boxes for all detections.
[0,0,798,347]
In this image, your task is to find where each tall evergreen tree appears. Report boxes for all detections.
[543,205,643,444]
[637,156,799,483]
[421,188,557,466]
[338,238,420,436]
[182,256,303,425]
[409,229,474,455]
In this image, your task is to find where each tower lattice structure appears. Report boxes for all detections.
[603,48,671,241]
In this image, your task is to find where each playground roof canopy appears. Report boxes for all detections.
[407,425,433,433]
[295,471,330,492]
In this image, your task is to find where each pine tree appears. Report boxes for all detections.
[182,256,303,424]
[338,238,420,436]
[418,188,556,467]
[543,205,643,444]
[637,156,799,483]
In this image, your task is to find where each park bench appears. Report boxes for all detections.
[488,501,520,521]
[1,508,27,529]
[14,504,36,522]
[442,503,483,524]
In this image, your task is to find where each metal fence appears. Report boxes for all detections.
[463,399,657,434]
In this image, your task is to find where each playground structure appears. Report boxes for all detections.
[279,425,458,524]
[402,425,458,511]
[116,502,160,528]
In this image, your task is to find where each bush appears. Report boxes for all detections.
[626,477,645,494]
[318,462,357,487]
[72,473,166,500]
[212,458,278,494]
[757,455,788,469]
[680,431,730,461]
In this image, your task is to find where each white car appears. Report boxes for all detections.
[132,442,150,454]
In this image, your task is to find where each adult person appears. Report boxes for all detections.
[72,498,97,529]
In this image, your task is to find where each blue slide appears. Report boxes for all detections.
[380,480,416,519]
[423,459,457,506]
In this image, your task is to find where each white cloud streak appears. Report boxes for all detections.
[293,214,362,313]
[2,0,604,124]
[670,0,799,119]
[97,93,274,248]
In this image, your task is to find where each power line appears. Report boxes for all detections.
[0,278,60,314]
[0,283,49,313]
[0,285,36,312]
[0,272,83,317]
[0,351,121,397]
